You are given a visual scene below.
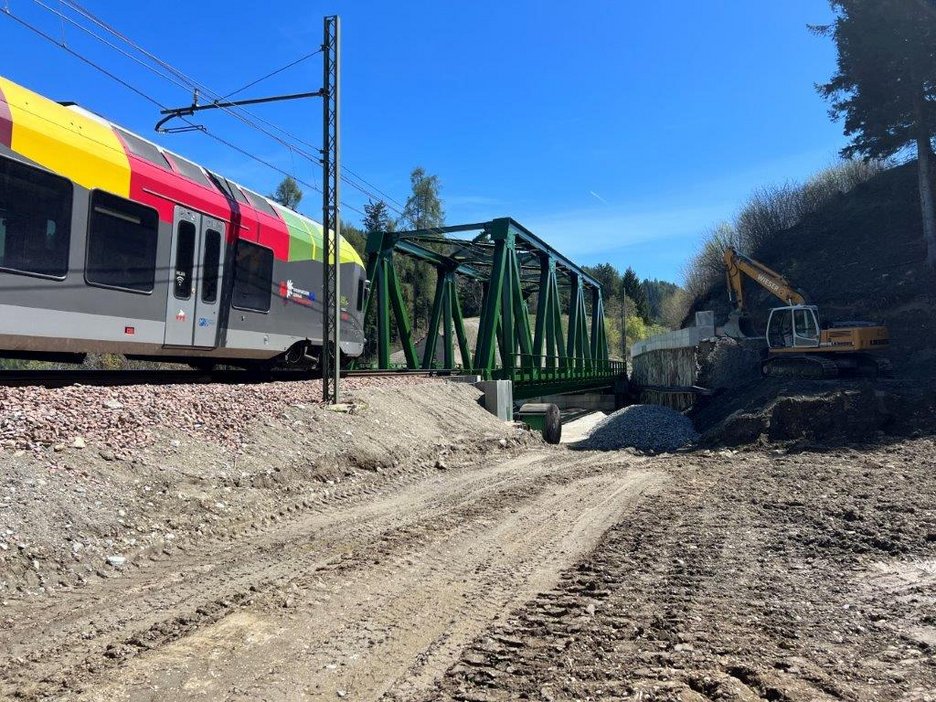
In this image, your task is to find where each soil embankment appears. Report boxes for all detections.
[0,378,670,700]
[690,376,936,447]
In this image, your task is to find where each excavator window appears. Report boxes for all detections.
[794,309,819,346]
[767,309,794,348]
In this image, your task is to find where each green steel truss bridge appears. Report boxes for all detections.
[359,218,626,399]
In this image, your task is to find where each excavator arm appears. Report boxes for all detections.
[723,246,807,313]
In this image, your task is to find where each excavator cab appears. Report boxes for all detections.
[765,305,820,350]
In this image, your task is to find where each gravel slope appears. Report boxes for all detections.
[0,380,531,598]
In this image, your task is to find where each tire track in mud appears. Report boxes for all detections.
[1,451,542,679]
[81,465,662,702]
[1,448,662,701]
[429,447,936,702]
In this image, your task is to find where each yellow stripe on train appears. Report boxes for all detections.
[0,77,131,197]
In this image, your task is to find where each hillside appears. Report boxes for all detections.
[689,161,936,375]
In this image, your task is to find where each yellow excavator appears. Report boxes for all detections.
[723,247,891,378]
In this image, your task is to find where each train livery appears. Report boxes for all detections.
[0,74,366,368]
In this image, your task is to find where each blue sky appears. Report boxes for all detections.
[0,0,844,282]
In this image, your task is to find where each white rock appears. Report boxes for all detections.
[106,555,126,567]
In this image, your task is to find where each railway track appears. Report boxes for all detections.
[0,366,449,388]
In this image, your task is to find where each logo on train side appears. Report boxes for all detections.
[176,309,186,321]
[279,279,316,306]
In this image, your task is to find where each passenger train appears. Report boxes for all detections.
[0,74,366,368]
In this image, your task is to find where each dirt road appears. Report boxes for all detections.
[0,447,664,701]
[432,441,936,702]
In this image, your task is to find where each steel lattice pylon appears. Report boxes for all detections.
[321,15,341,404]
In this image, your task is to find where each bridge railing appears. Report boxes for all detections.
[487,355,626,384]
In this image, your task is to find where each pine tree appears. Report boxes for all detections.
[583,263,621,300]
[621,267,650,321]
[400,168,445,332]
[363,199,395,233]
[269,176,302,209]
[815,0,936,264]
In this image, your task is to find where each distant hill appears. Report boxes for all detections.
[689,161,936,375]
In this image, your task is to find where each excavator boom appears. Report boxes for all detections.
[723,247,808,312]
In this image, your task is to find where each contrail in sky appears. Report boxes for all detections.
[589,191,608,205]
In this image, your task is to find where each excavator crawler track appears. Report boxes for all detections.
[762,354,840,380]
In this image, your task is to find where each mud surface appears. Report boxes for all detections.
[431,440,936,702]
[1,447,663,701]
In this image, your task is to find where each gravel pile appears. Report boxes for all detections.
[580,404,699,452]
[0,376,437,454]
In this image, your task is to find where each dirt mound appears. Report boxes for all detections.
[694,377,936,447]
[0,381,533,596]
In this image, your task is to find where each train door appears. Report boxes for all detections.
[164,206,226,348]
[192,216,225,347]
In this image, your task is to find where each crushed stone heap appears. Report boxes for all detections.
[580,404,699,452]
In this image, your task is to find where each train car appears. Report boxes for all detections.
[0,74,366,368]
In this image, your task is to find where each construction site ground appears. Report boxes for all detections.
[1,380,934,701]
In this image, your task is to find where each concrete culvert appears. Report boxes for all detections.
[578,404,699,452]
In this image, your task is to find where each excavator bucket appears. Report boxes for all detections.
[723,310,757,339]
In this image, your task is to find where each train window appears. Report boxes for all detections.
[202,229,221,303]
[86,191,159,294]
[224,179,249,205]
[242,188,278,217]
[0,156,72,279]
[166,154,214,189]
[356,278,365,312]
[232,240,273,313]
[173,220,196,299]
[116,128,172,170]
